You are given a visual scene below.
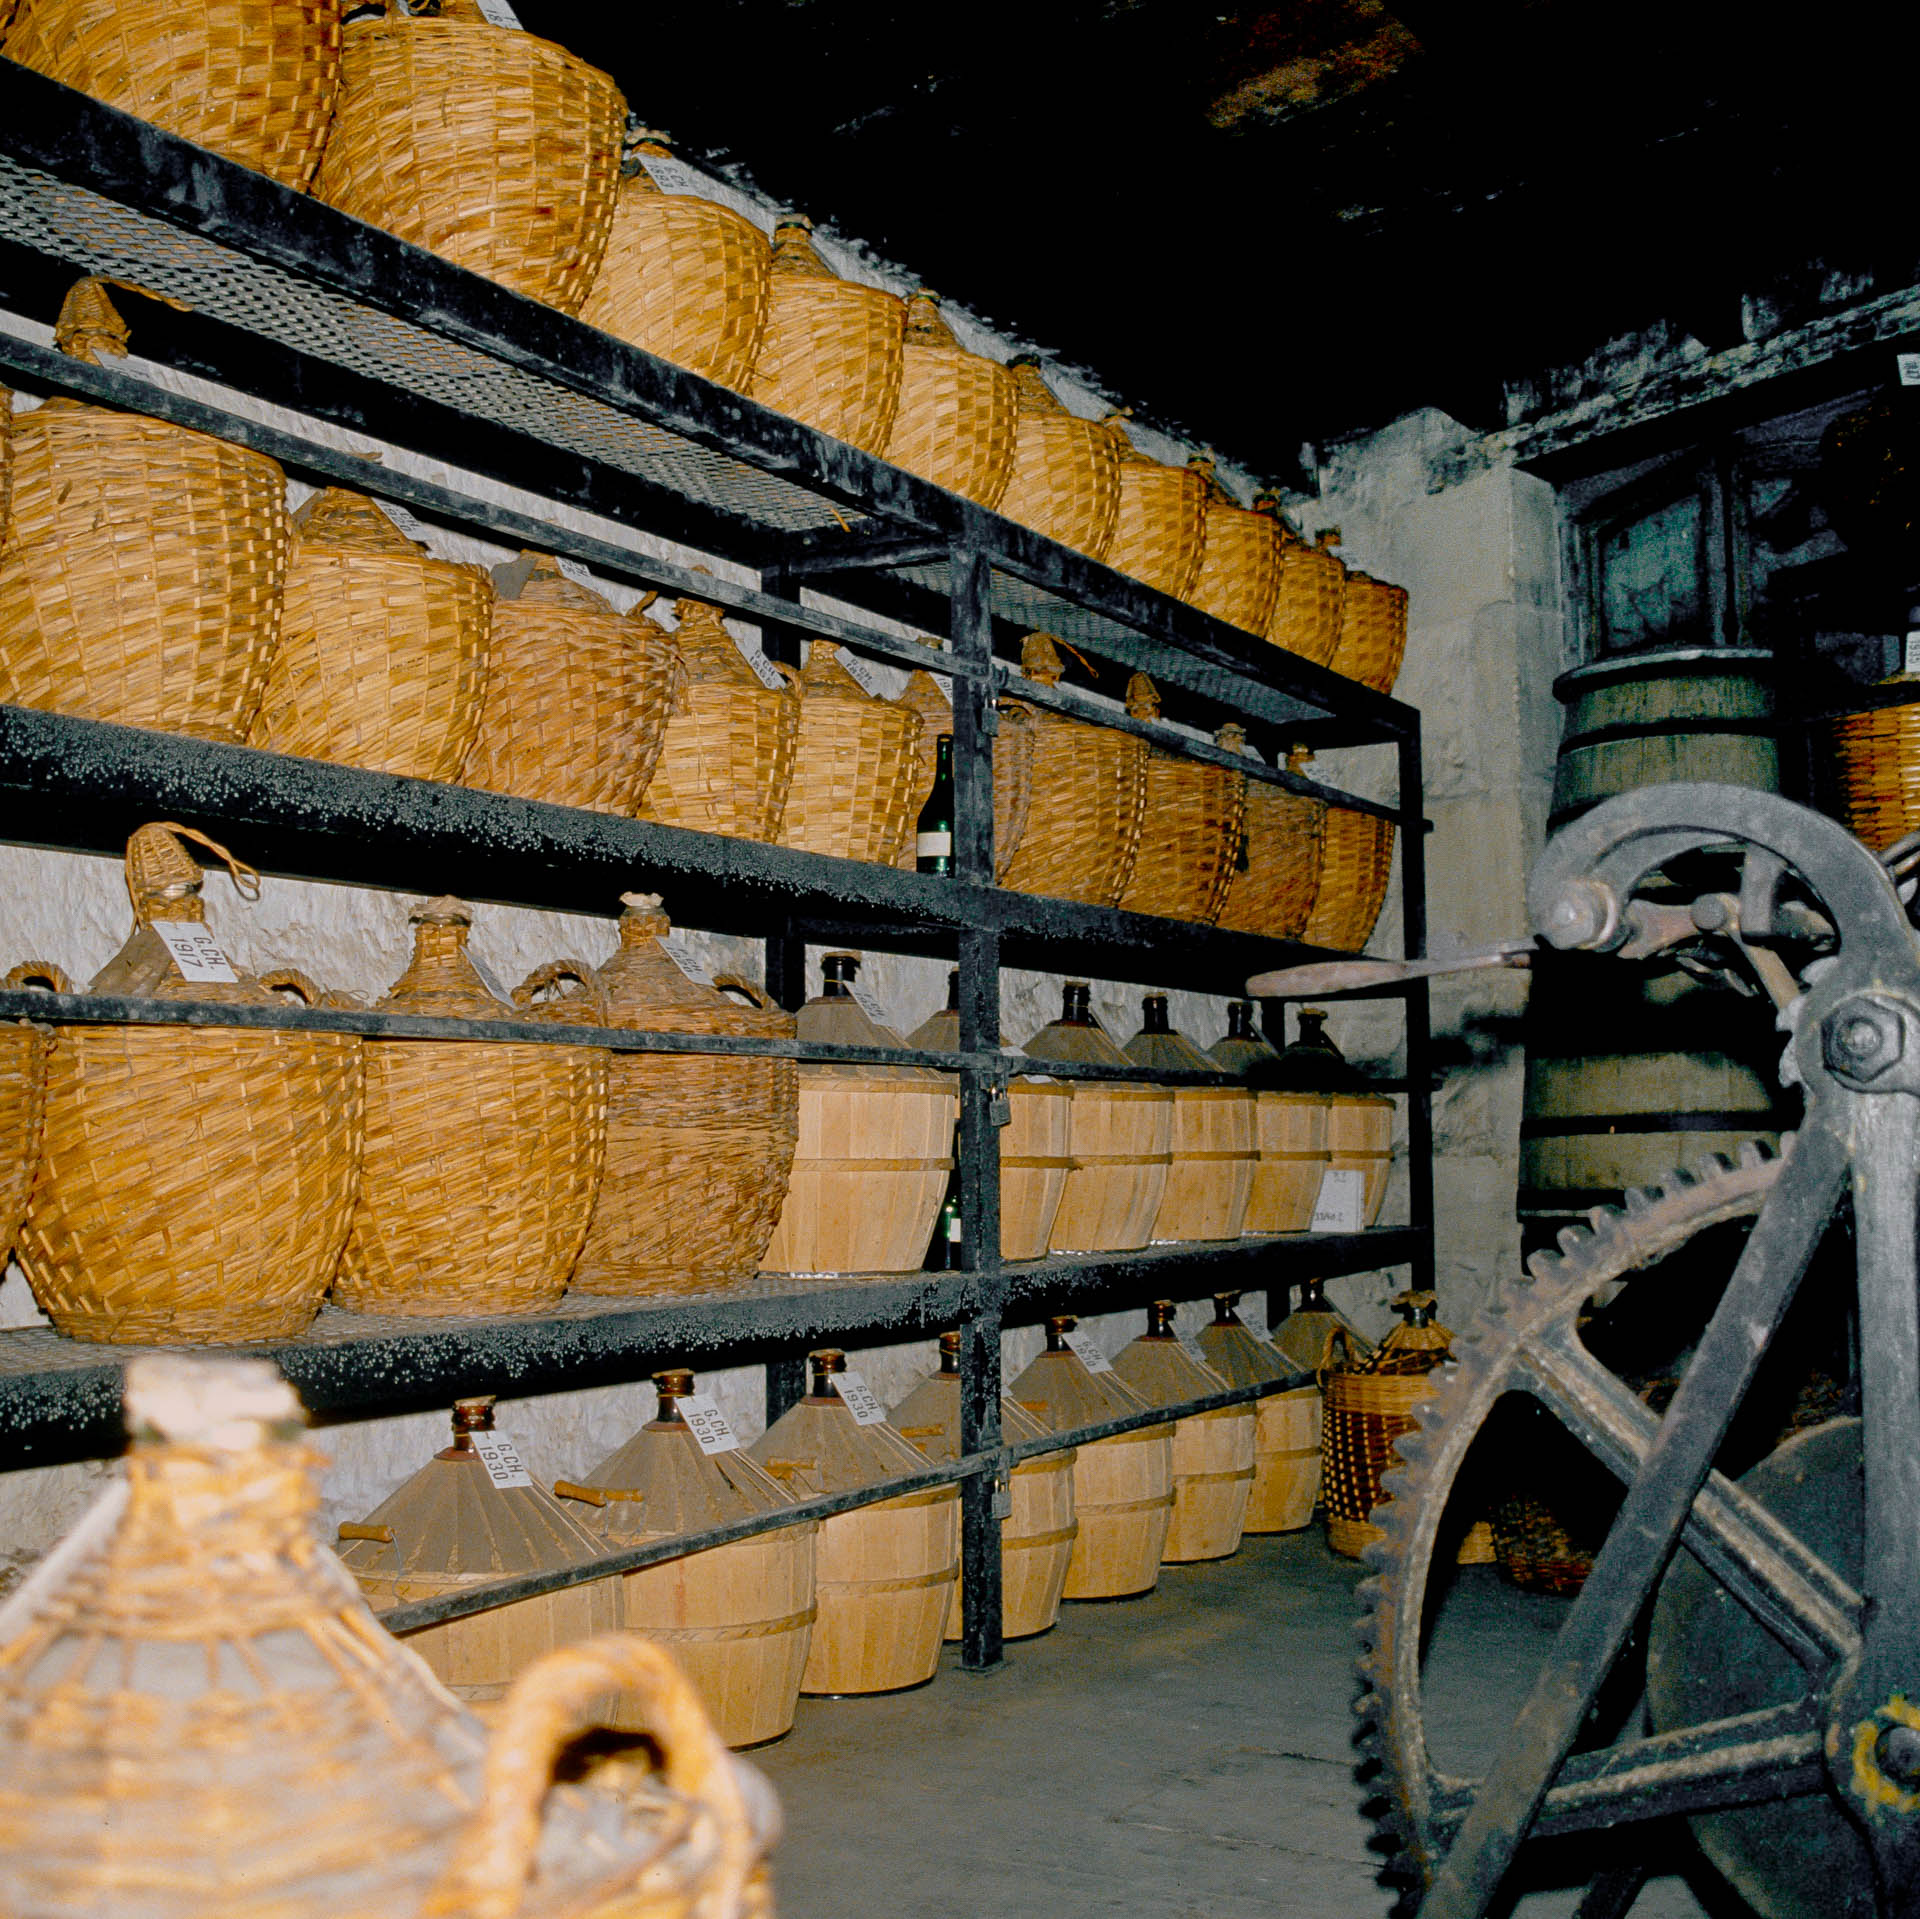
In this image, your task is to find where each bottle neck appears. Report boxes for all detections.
[1045,1316,1074,1352]
[1227,1000,1256,1040]
[1141,994,1171,1035]
[933,733,953,778]
[1146,1300,1176,1338]
[822,954,858,999]
[945,969,959,1012]
[1060,983,1093,1026]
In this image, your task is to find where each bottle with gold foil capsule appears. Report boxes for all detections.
[892,1331,1077,1641]
[1100,411,1207,600]
[1111,1300,1256,1562]
[1183,455,1283,635]
[1122,992,1256,1242]
[1197,1292,1320,1533]
[1008,1316,1173,1599]
[559,1368,818,1750]
[748,1349,959,1695]
[996,355,1121,560]
[883,290,1018,508]
[1210,995,1329,1235]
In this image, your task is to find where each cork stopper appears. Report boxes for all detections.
[653,1368,695,1422]
[123,1355,304,1452]
[1044,1315,1076,1351]
[807,1349,848,1397]
[1211,1293,1243,1324]
[938,1331,962,1374]
[436,1395,495,1460]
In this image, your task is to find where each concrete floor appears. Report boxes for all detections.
[755,1530,1729,1919]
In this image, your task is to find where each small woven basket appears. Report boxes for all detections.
[571,895,799,1296]
[462,554,676,815]
[640,593,801,843]
[1828,693,1920,851]
[0,1001,47,1272]
[996,635,1147,907]
[778,642,924,864]
[1114,676,1244,925]
[248,487,491,781]
[579,130,770,392]
[997,357,1120,560]
[1184,460,1282,636]
[1102,415,1207,601]
[314,0,623,315]
[3,0,341,191]
[333,897,608,1319]
[0,282,288,743]
[1331,566,1410,695]
[746,216,904,457]
[1302,795,1395,953]
[1267,519,1347,667]
[15,824,363,1345]
[1214,734,1326,939]
[892,669,1035,872]
[882,291,1017,509]
[1490,1494,1596,1597]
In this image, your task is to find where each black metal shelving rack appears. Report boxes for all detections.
[0,64,1434,1672]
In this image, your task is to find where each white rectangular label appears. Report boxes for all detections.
[850,981,892,1030]
[1899,352,1920,388]
[834,1369,888,1425]
[373,497,428,542]
[1904,630,1920,676]
[554,555,600,593]
[678,1393,740,1454]
[1063,1329,1112,1374]
[915,830,952,859]
[1311,1167,1366,1233]
[836,649,887,696]
[636,152,707,199]
[1178,1332,1210,1370]
[472,0,524,26]
[742,643,788,690]
[470,1432,533,1489]
[151,920,239,984]
[660,937,714,988]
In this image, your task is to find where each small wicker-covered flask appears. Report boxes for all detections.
[580,128,772,392]
[1197,1292,1318,1533]
[749,1348,960,1696]
[333,897,609,1318]
[462,554,676,815]
[1101,414,1208,600]
[561,1367,818,1750]
[640,591,802,843]
[248,487,492,781]
[1267,517,1347,667]
[778,641,924,864]
[894,1332,1077,1642]
[1214,733,1326,941]
[572,894,798,1297]
[747,215,905,457]
[1122,993,1255,1243]
[893,668,1035,874]
[1112,1301,1255,1563]
[1330,564,1411,695]
[996,356,1120,560]
[883,291,1018,508]
[1114,673,1245,925]
[1210,998,1327,1234]
[314,0,624,314]
[1184,458,1282,636]
[1009,1317,1174,1600]
[16,822,362,1345]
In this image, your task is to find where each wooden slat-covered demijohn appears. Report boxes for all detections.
[1209,998,1330,1234]
[1275,1006,1394,1226]
[1197,1292,1319,1534]
[1122,994,1255,1243]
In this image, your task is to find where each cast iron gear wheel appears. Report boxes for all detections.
[1354,1139,1791,1901]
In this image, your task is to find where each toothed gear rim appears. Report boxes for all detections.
[1354,1142,1785,1897]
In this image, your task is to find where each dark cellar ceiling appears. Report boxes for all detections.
[517,0,1919,483]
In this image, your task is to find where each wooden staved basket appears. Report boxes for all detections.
[1213,732,1325,940]
[1185,460,1282,636]
[640,593,801,844]
[1302,791,1396,953]
[333,897,608,1319]
[15,823,362,1345]
[1198,1295,1320,1534]
[248,487,491,781]
[1102,415,1207,601]
[0,283,288,743]
[3,0,341,191]
[572,894,798,1297]
[1114,674,1245,925]
[462,554,676,816]
[779,642,924,864]
[1330,567,1410,695]
[747,216,904,457]
[1267,520,1347,667]
[892,669,1034,873]
[1123,998,1255,1245]
[997,356,1120,560]
[883,291,1017,509]
[580,130,771,393]
[1828,689,1920,850]
[314,0,624,314]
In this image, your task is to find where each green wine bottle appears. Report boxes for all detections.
[915,732,955,874]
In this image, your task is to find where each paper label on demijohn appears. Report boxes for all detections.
[849,982,893,1030]
[836,650,887,696]
[678,1394,740,1454]
[469,1433,533,1489]
[553,555,601,595]
[661,937,714,988]
[1062,1329,1112,1374]
[373,497,428,541]
[741,643,788,691]
[636,152,708,199]
[1904,630,1920,676]
[1899,352,1920,389]
[1310,1167,1366,1233]
[834,1370,888,1425]
[150,921,239,984]
[471,0,524,27]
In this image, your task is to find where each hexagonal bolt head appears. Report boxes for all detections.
[1821,996,1907,1083]
[1877,1723,1920,1791]
[1539,878,1619,952]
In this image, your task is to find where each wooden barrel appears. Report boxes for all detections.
[1002,1080,1073,1260]
[1061,1428,1175,1599]
[1150,1088,1256,1243]
[1550,648,1776,827]
[805,1487,958,1694]
[1245,1092,1328,1234]
[1048,1084,1173,1254]
[1326,1093,1393,1225]
[1245,1385,1320,1534]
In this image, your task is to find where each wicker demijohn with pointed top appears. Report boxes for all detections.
[3,0,341,191]
[747,216,904,456]
[1198,1293,1319,1533]
[996,356,1120,560]
[883,292,1017,509]
[1114,676,1245,926]
[564,1368,818,1750]
[581,131,771,392]
[16,823,362,1345]
[892,670,1034,874]
[1122,996,1255,1243]
[333,897,608,1318]
[314,0,623,314]
[463,555,676,815]
[1101,416,1207,601]
[571,895,798,1297]
[1267,520,1347,667]
[248,486,492,781]
[749,1350,959,1696]
[1213,733,1325,940]
[640,593,801,844]
[1301,781,1396,953]
[1184,460,1282,636]
[778,642,924,864]
[1329,565,1410,695]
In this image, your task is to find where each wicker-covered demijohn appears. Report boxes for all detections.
[1102,415,1207,601]
[778,641,924,864]
[1827,685,1920,851]
[1184,459,1282,636]
[572,893,799,1297]
[333,896,608,1318]
[1214,732,1326,940]
[314,0,624,315]
[580,129,771,392]
[462,553,676,815]
[892,669,1034,874]
[1267,518,1347,667]
[1115,673,1245,925]
[1330,565,1411,695]
[0,1004,44,1274]
[996,356,1120,560]
[247,486,491,781]
[16,823,362,1345]
[3,0,341,191]
[640,592,801,844]
[1302,789,1397,953]
[883,291,1017,510]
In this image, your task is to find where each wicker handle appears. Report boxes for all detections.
[337,1521,394,1543]
[510,959,604,1018]
[4,961,73,994]
[145,822,263,903]
[711,972,777,1013]
[551,1480,610,1506]
[770,659,803,692]
[256,967,324,1005]
[422,1634,758,1919]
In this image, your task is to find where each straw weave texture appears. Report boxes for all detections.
[1115,681,1243,925]
[0,397,288,743]
[1321,1368,1434,1558]
[248,488,490,780]
[1302,808,1394,953]
[0,1017,44,1270]
[3,0,341,190]
[890,671,1035,872]
[1827,701,1920,851]
[998,359,1119,560]
[1330,570,1409,694]
[882,294,1016,509]
[779,642,923,864]
[1103,422,1206,601]
[1186,473,1282,636]
[315,6,623,315]
[1267,530,1346,667]
[1214,732,1325,938]
[580,159,770,392]
[462,556,675,815]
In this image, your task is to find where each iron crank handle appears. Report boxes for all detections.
[1245,939,1533,999]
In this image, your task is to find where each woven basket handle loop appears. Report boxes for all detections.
[4,960,72,994]
[770,659,803,693]
[510,959,603,1017]
[147,823,263,903]
[257,967,324,1005]
[424,1634,757,1919]
[711,972,777,1013]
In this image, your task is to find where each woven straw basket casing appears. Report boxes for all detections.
[1303,803,1396,952]
[333,898,608,1318]
[1185,463,1282,636]
[883,292,1017,509]
[1331,569,1410,695]
[1103,418,1207,601]
[1323,1304,1452,1556]
[892,669,1035,872]
[580,137,771,392]
[248,487,491,780]
[1268,524,1347,667]
[3,0,341,191]
[997,358,1120,560]
[314,0,624,314]
[1828,695,1920,850]
[0,997,47,1272]
[779,642,924,864]
[1115,679,1245,925]
[1214,733,1326,940]
[16,824,363,1345]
